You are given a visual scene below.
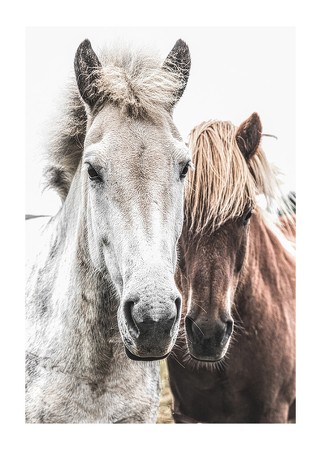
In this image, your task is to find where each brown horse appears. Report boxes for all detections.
[167,113,296,423]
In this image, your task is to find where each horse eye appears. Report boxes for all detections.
[243,209,253,224]
[87,164,101,181]
[180,162,190,179]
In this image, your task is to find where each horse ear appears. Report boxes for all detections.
[236,112,262,160]
[163,39,191,105]
[74,39,102,109]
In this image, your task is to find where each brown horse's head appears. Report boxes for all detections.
[178,113,265,362]
[178,212,253,362]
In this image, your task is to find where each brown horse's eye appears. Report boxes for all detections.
[242,208,252,225]
[87,164,101,181]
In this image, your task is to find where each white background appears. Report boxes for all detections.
[1,1,320,449]
[26,27,295,215]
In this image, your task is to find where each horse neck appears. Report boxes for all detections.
[237,211,295,309]
[28,167,121,375]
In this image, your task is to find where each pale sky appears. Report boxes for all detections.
[26,27,295,215]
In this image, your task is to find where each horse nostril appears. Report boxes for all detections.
[167,296,181,336]
[186,315,233,347]
[185,315,203,341]
[124,295,180,338]
[123,300,139,338]
[225,319,234,338]
[175,296,182,318]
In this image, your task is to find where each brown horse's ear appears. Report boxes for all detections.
[236,112,262,160]
[163,39,191,105]
[74,39,102,109]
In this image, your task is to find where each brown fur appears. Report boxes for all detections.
[167,116,296,423]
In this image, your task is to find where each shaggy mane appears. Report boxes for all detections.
[185,120,293,232]
[43,44,185,200]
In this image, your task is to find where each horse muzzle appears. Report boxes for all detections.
[119,294,182,360]
[185,314,234,362]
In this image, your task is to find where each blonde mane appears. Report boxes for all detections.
[185,119,291,232]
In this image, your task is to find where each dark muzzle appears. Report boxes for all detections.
[185,315,234,361]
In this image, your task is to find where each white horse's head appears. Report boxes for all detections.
[74,39,191,360]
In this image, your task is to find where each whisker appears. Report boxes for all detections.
[168,352,186,369]
[192,301,208,314]
[188,317,204,336]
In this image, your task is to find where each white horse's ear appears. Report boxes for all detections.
[74,39,102,109]
[236,112,262,160]
[163,39,191,105]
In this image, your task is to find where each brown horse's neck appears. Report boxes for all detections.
[238,211,296,311]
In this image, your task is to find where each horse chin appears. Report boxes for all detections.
[124,346,169,362]
[187,342,228,363]
[189,352,225,363]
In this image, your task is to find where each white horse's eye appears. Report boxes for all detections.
[180,162,191,179]
[87,164,101,181]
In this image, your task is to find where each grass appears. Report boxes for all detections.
[156,360,174,424]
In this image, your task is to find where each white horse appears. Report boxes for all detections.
[26,38,192,423]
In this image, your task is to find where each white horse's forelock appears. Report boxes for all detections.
[43,44,184,201]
